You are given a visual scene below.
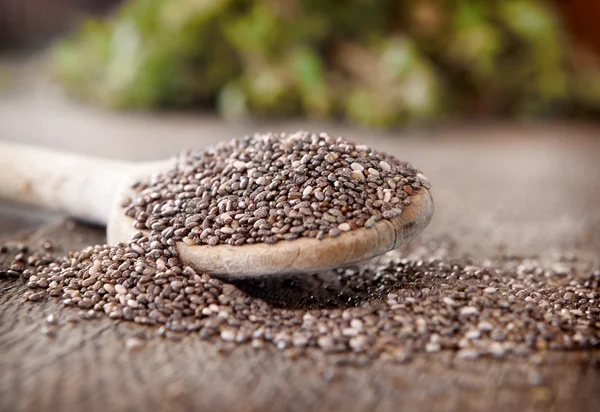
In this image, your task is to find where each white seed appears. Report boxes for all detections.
[458,349,480,360]
[103,284,116,295]
[114,284,127,295]
[488,342,506,357]
[477,321,494,331]
[233,160,247,169]
[349,336,368,352]
[125,337,145,351]
[338,223,351,232]
[425,342,441,353]
[465,329,481,339]
[220,329,236,342]
[131,244,145,255]
[351,170,365,180]
[350,162,364,172]
[342,327,359,337]
[460,306,479,316]
[325,153,338,163]
[45,314,58,324]
[292,334,309,347]
[442,297,456,306]
[350,319,363,331]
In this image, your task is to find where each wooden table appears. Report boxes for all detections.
[1,95,599,411]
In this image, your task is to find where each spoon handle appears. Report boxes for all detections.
[0,141,133,224]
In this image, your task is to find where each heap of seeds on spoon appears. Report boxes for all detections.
[122,131,430,246]
[2,131,598,362]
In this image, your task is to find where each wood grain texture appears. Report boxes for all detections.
[2,120,600,412]
[1,226,599,412]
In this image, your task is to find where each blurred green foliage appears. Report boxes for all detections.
[51,0,600,127]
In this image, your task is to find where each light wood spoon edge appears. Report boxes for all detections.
[108,186,434,278]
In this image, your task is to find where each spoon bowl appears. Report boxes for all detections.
[1,139,434,278]
[107,184,433,277]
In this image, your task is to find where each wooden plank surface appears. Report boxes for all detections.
[1,114,600,411]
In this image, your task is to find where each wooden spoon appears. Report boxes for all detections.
[0,140,434,278]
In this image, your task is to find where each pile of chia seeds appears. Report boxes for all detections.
[2,233,598,362]
[1,131,598,363]
[122,131,430,246]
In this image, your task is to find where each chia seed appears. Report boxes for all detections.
[2,235,597,364]
[122,131,429,247]
[1,130,598,365]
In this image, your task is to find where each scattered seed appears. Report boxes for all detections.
[125,336,145,351]
[40,326,56,339]
[460,306,479,316]
[6,240,600,364]
[3,132,597,367]
[458,349,480,360]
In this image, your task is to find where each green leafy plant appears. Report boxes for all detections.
[51,0,598,127]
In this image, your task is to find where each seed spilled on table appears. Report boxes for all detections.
[3,233,599,362]
[0,131,598,363]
